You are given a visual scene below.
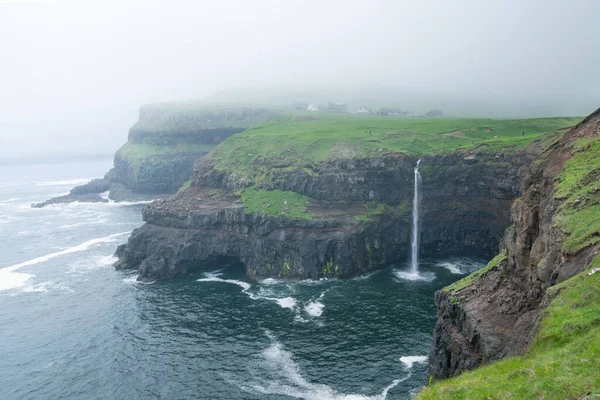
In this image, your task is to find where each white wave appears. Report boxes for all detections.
[197,276,251,291]
[267,296,297,310]
[435,258,485,275]
[247,336,409,400]
[258,277,282,285]
[304,301,324,317]
[99,190,110,200]
[22,281,73,293]
[0,197,25,203]
[392,270,436,282]
[0,269,34,291]
[35,178,93,186]
[67,255,117,273]
[57,217,109,229]
[436,261,463,274]
[399,356,428,369]
[107,200,154,206]
[304,291,327,317]
[198,273,297,310]
[122,276,155,285]
[1,232,131,274]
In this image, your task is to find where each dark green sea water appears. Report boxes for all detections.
[0,159,484,399]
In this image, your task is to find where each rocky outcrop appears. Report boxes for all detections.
[428,108,600,379]
[34,106,280,207]
[114,147,536,281]
[114,187,410,280]
[32,178,111,207]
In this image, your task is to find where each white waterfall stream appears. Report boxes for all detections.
[410,159,422,274]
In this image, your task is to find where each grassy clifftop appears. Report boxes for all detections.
[208,112,580,180]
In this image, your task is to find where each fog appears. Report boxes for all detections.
[1,0,599,160]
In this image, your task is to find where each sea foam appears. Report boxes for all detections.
[392,269,436,282]
[246,334,410,400]
[198,273,297,310]
[0,232,130,291]
[399,356,428,369]
[34,178,93,186]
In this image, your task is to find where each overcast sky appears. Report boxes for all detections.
[1,0,599,160]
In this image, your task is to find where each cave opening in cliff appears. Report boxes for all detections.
[188,255,246,277]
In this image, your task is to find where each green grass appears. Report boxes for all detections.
[116,143,215,165]
[554,138,600,254]
[443,250,507,293]
[178,180,192,193]
[355,200,410,223]
[238,187,314,220]
[418,261,600,400]
[207,112,580,185]
[420,134,600,399]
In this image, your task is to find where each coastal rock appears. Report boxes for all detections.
[428,108,600,379]
[114,148,534,280]
[33,106,281,207]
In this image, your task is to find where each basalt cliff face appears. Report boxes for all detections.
[33,106,280,207]
[428,108,600,380]
[114,148,534,281]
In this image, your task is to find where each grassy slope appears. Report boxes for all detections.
[237,187,410,222]
[238,187,314,220]
[116,143,215,166]
[209,112,580,181]
[554,138,600,254]
[418,131,600,399]
[418,259,600,400]
[444,250,507,294]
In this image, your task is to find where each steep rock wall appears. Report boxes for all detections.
[428,108,600,380]
[114,148,535,280]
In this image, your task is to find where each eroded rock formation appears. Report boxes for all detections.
[114,148,534,281]
[428,108,600,379]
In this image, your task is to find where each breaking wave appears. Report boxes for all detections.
[244,333,410,400]
[0,232,130,291]
[198,273,297,310]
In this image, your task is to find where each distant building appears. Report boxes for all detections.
[295,102,309,110]
[327,102,348,113]
[355,105,372,114]
[376,107,403,116]
[426,109,444,117]
[307,104,319,111]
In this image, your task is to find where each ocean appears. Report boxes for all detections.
[0,158,484,399]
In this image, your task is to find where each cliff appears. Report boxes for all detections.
[112,110,579,281]
[114,150,530,281]
[33,104,281,207]
[420,108,600,399]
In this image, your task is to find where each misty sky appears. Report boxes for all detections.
[1,0,599,160]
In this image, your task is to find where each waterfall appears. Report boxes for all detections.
[410,159,422,274]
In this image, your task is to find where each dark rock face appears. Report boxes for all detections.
[111,151,209,194]
[114,188,411,281]
[32,178,111,207]
[32,192,108,208]
[428,109,600,380]
[115,148,536,281]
